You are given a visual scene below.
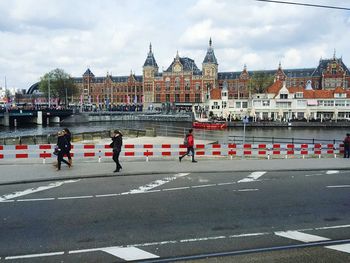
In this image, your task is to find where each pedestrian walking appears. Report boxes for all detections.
[110,130,123,172]
[179,128,197,163]
[56,131,71,171]
[63,128,72,165]
[343,133,350,158]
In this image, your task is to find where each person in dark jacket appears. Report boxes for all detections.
[343,133,350,158]
[56,131,71,171]
[63,128,72,165]
[179,128,197,163]
[111,130,123,172]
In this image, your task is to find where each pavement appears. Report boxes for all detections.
[0,156,350,185]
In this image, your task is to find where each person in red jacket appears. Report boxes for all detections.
[343,133,350,158]
[179,129,197,163]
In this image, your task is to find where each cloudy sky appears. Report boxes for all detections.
[1,0,350,90]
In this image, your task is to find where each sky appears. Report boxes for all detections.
[0,0,350,90]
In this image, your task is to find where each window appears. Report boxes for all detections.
[335,100,346,107]
[236,102,241,108]
[195,94,201,103]
[185,94,190,102]
[155,94,161,103]
[280,94,288,99]
[295,92,303,99]
[242,102,248,108]
[165,80,170,91]
[195,83,201,91]
[166,94,170,102]
[185,80,191,91]
[175,77,180,91]
[262,100,270,107]
[156,84,161,91]
[175,94,180,102]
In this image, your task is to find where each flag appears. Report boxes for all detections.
[96,95,99,104]
[134,95,137,103]
[80,94,83,105]
[127,95,130,104]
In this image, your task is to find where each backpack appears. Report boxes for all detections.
[183,135,189,146]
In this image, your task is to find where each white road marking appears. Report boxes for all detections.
[191,184,216,188]
[315,224,350,230]
[275,231,330,242]
[237,189,259,192]
[95,193,119,198]
[0,180,80,202]
[217,182,236,186]
[163,187,190,191]
[305,173,323,177]
[238,171,266,183]
[58,195,93,200]
[326,244,350,254]
[126,173,189,194]
[17,198,55,202]
[7,224,350,260]
[101,247,159,260]
[326,170,339,175]
[326,185,350,188]
[5,252,64,260]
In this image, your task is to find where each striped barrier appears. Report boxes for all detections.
[0,143,344,162]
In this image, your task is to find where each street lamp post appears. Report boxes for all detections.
[48,78,51,109]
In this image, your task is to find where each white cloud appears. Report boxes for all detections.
[0,0,349,90]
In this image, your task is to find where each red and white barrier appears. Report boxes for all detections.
[0,143,343,162]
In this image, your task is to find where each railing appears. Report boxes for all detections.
[228,135,343,145]
[0,143,344,163]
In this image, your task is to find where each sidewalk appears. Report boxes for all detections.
[0,157,349,185]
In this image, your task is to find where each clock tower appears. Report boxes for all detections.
[142,43,158,108]
[202,38,218,101]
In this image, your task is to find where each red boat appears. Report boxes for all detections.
[193,121,227,129]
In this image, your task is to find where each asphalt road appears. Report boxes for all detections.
[0,169,349,262]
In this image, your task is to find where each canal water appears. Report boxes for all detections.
[0,120,347,144]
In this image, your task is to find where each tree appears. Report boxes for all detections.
[39,68,79,105]
[249,72,274,94]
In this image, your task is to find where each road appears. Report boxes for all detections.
[0,169,349,262]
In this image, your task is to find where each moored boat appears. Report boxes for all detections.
[193,121,227,129]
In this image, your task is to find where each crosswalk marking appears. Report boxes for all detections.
[238,171,266,183]
[326,244,350,254]
[275,231,330,242]
[101,247,159,260]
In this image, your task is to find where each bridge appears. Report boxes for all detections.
[0,109,73,126]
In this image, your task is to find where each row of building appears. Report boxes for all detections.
[26,39,350,121]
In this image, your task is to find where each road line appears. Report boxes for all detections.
[95,193,119,198]
[326,170,339,175]
[163,187,190,191]
[217,182,236,186]
[237,189,259,192]
[192,184,216,188]
[57,195,93,200]
[326,243,350,254]
[238,171,266,183]
[101,247,159,260]
[228,233,267,238]
[17,198,55,202]
[125,173,190,194]
[315,224,350,230]
[0,180,80,202]
[275,231,330,242]
[5,251,64,260]
[326,185,350,188]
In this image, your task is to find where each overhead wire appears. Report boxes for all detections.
[255,0,350,11]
